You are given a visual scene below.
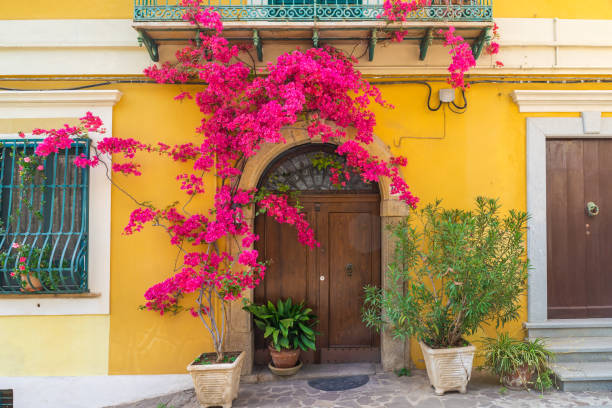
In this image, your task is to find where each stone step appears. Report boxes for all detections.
[242,362,379,384]
[543,336,612,362]
[551,362,612,392]
[526,318,612,338]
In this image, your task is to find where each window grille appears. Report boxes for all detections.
[0,389,12,408]
[259,144,378,193]
[0,139,89,293]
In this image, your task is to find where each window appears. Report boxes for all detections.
[0,139,90,293]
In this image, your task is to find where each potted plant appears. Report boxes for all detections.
[0,243,63,292]
[363,197,529,395]
[243,298,318,376]
[481,333,555,391]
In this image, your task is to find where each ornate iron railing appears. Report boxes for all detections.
[134,0,493,22]
[0,139,89,294]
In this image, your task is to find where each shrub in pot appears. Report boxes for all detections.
[481,333,555,391]
[363,197,529,395]
[0,243,64,292]
[243,298,318,375]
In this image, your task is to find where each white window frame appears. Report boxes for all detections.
[0,90,121,315]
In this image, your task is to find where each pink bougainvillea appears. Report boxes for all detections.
[24,0,499,361]
[381,0,502,88]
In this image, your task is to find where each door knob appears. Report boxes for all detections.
[586,202,600,217]
[345,263,353,277]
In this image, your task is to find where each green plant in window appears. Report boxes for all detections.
[0,243,66,291]
[2,145,47,221]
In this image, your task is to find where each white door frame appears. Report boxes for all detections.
[525,113,612,322]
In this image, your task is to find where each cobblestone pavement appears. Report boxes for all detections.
[114,371,612,408]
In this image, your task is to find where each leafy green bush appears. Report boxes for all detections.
[362,197,529,349]
[481,332,555,391]
[243,298,319,352]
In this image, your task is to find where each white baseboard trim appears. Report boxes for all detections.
[0,374,192,408]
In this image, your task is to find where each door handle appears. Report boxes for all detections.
[345,263,353,277]
[586,201,600,217]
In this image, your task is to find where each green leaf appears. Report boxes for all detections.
[280,318,294,328]
[298,323,313,335]
[272,329,279,345]
[300,335,316,350]
[264,326,274,338]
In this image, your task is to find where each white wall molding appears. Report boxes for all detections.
[0,375,192,408]
[512,90,612,113]
[2,18,612,75]
[525,116,612,322]
[0,90,122,107]
[0,90,121,316]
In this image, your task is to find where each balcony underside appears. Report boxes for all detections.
[133,20,494,63]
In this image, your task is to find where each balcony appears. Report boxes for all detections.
[132,0,494,62]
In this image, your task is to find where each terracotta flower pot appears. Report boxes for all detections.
[419,341,476,396]
[20,273,43,292]
[187,351,245,408]
[268,344,300,369]
[502,364,533,390]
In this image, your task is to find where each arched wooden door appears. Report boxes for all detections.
[254,144,381,364]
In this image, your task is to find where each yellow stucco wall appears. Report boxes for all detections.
[2,0,612,20]
[0,315,109,376]
[107,84,218,374]
[0,78,610,374]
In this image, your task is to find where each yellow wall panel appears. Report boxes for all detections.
[0,315,109,376]
[107,84,219,374]
[2,0,612,20]
[0,0,132,20]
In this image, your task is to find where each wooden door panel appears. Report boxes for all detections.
[587,140,612,317]
[547,139,612,318]
[319,199,380,362]
[254,203,317,363]
[547,140,588,318]
[328,211,374,347]
[254,194,381,364]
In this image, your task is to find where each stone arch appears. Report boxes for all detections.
[228,127,411,374]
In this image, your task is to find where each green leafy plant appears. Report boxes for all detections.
[395,367,412,377]
[481,332,555,391]
[243,298,319,352]
[0,244,65,291]
[362,197,529,349]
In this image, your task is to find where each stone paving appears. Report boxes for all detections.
[113,370,612,408]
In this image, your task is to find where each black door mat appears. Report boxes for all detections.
[307,375,370,391]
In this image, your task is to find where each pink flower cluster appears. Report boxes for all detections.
[258,194,318,248]
[74,153,99,168]
[441,27,476,89]
[380,0,431,42]
[338,140,418,207]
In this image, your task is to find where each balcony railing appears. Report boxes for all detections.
[134,0,493,22]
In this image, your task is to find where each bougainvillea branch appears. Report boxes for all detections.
[24,1,420,362]
[381,0,501,88]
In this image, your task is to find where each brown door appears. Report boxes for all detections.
[254,194,381,364]
[547,139,612,318]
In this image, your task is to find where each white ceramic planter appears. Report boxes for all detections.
[419,341,476,396]
[187,351,245,408]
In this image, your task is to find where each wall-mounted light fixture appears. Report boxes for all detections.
[427,88,467,114]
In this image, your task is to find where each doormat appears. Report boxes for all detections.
[307,375,369,391]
